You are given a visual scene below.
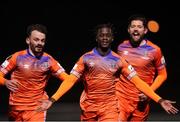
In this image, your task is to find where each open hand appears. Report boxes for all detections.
[159,99,179,114]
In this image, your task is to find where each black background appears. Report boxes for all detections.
[0,0,180,119]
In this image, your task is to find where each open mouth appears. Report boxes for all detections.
[132,32,140,36]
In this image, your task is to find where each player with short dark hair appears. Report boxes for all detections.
[0,24,69,121]
[37,23,178,121]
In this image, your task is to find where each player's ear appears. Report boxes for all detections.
[26,37,30,44]
[144,27,148,34]
[127,28,130,33]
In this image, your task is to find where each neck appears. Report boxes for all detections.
[129,39,142,48]
[96,47,111,56]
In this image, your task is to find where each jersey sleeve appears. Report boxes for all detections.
[49,56,65,77]
[0,53,17,75]
[70,56,85,78]
[118,57,136,80]
[154,47,166,70]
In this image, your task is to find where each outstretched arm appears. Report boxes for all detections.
[139,68,167,101]
[131,75,161,102]
[36,74,78,111]
[130,75,178,114]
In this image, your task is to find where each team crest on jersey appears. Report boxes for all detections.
[142,51,150,60]
[40,62,49,71]
[1,60,9,68]
[109,63,117,72]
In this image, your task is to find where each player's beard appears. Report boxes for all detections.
[30,44,44,57]
[35,45,44,53]
[129,34,144,47]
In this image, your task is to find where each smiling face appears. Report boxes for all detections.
[128,20,148,43]
[96,27,113,49]
[26,30,46,56]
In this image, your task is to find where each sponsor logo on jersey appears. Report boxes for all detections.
[23,64,30,69]
[142,51,150,60]
[40,62,49,71]
[123,51,129,55]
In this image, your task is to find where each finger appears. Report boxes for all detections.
[7,86,18,92]
[165,109,171,114]
[36,107,40,112]
[169,109,177,114]
[171,107,179,114]
[167,106,179,114]
[169,101,176,104]
[8,83,19,89]
[12,80,20,87]
[36,107,44,112]
[37,99,43,103]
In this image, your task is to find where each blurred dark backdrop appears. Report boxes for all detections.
[0,1,179,121]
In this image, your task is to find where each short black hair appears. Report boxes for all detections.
[26,24,47,37]
[128,14,147,28]
[94,23,115,37]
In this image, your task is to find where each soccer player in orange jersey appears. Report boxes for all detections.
[37,23,178,121]
[116,14,175,121]
[0,24,69,121]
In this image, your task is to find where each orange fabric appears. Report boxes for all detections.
[118,98,149,121]
[117,39,166,121]
[151,68,167,91]
[51,74,78,101]
[0,72,6,85]
[117,40,166,101]
[57,72,69,81]
[0,49,66,110]
[130,75,161,103]
[71,49,135,112]
[81,107,119,121]
[130,103,150,121]
[9,109,46,121]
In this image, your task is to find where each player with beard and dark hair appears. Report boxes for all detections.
[116,14,178,121]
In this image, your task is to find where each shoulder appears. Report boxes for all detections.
[111,51,121,58]
[43,52,52,57]
[146,40,161,52]
[117,40,130,50]
[118,40,129,46]
[6,50,26,60]
[81,50,94,57]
